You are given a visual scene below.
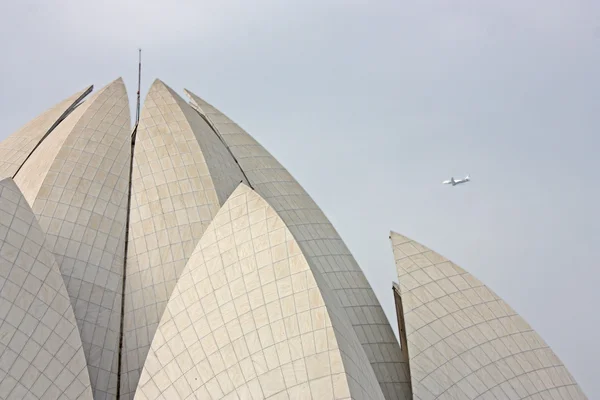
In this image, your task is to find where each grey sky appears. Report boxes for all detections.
[1,0,598,396]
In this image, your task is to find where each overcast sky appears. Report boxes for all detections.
[1,0,598,396]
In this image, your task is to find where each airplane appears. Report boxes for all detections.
[443,175,470,186]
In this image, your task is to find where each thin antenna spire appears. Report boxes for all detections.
[135,49,142,125]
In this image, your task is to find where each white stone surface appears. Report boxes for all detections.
[14,86,102,206]
[0,177,93,399]
[121,80,246,399]
[185,90,412,400]
[0,85,91,181]
[2,77,587,400]
[135,183,385,400]
[15,78,131,400]
[390,231,588,400]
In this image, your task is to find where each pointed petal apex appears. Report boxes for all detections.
[389,232,587,399]
[389,230,411,245]
[0,84,94,179]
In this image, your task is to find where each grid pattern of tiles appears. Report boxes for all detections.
[0,86,91,180]
[185,90,412,400]
[122,80,246,399]
[14,88,101,206]
[22,79,131,400]
[390,231,588,400]
[0,77,589,400]
[135,183,385,400]
[0,178,93,399]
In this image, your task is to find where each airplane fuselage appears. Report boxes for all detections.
[443,175,470,186]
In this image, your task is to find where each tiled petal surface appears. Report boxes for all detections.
[16,78,131,400]
[0,85,92,181]
[0,76,588,400]
[390,231,588,400]
[121,80,246,399]
[185,90,412,400]
[0,178,93,399]
[14,85,103,206]
[135,184,385,400]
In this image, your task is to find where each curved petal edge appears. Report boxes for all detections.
[15,78,131,399]
[390,231,588,400]
[120,79,248,399]
[0,178,93,399]
[0,85,92,180]
[135,183,386,400]
[184,89,412,400]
